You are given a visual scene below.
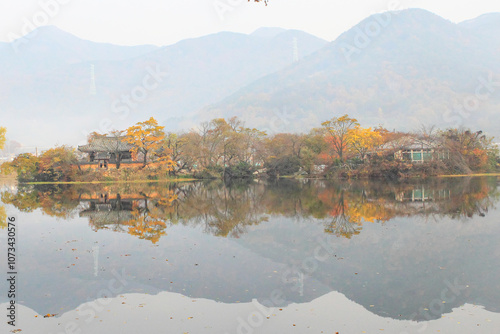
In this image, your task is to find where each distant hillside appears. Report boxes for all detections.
[0,26,159,77]
[0,26,327,149]
[203,9,500,138]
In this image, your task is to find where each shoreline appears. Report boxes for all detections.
[21,178,196,185]
[1,290,498,334]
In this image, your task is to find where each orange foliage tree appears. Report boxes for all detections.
[122,117,166,167]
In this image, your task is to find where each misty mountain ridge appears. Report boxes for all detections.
[1,8,499,154]
[0,26,327,150]
[203,8,500,138]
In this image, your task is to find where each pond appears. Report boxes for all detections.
[1,177,500,333]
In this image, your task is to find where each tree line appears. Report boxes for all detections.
[1,114,498,182]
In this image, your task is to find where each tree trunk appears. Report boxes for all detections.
[116,153,121,169]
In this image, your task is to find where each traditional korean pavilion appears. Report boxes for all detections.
[78,136,135,169]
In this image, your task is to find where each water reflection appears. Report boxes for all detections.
[2,177,498,240]
[1,177,499,322]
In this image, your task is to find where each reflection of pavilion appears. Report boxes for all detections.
[396,187,450,202]
[79,194,143,229]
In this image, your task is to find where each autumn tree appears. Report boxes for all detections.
[162,132,188,174]
[440,128,498,172]
[122,117,165,167]
[264,133,304,177]
[321,114,359,162]
[0,127,6,150]
[298,129,328,174]
[37,146,79,182]
[349,126,382,160]
[1,153,39,181]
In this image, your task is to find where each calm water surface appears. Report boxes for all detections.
[1,177,499,325]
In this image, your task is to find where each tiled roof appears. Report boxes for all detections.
[78,137,135,153]
[379,135,437,150]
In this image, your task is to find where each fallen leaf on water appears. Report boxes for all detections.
[44,314,57,318]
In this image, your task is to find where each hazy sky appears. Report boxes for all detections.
[0,0,499,46]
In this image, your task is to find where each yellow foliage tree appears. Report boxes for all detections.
[349,126,382,160]
[0,127,6,150]
[122,117,165,167]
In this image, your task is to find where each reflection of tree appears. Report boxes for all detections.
[0,204,6,229]
[178,181,268,237]
[2,177,499,240]
[82,187,179,244]
[1,185,79,218]
[438,177,497,219]
[122,190,178,243]
[324,192,362,238]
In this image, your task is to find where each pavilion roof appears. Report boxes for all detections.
[378,135,439,151]
[78,136,135,153]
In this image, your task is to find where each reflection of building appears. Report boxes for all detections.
[79,194,138,229]
[396,187,451,202]
[77,137,136,169]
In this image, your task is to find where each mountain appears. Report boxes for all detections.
[0,26,327,149]
[459,13,500,32]
[251,27,287,39]
[0,26,159,77]
[202,9,500,138]
[459,13,500,54]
